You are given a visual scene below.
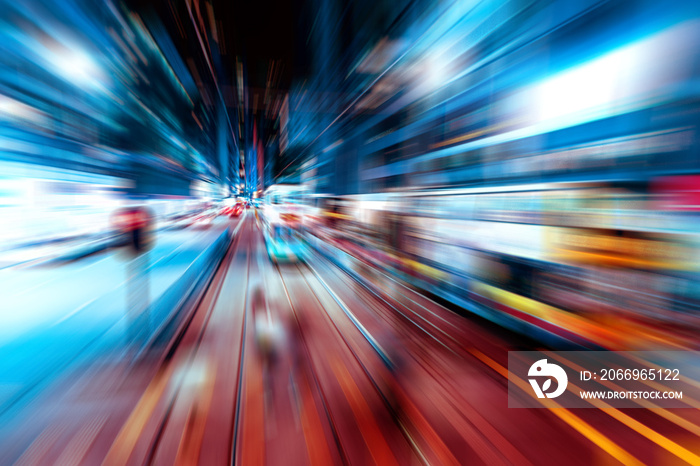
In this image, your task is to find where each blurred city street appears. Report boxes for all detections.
[2,0,700,465]
[4,212,700,465]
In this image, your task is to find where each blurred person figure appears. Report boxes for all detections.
[251,284,293,421]
[112,204,155,348]
[378,324,410,424]
[251,286,286,376]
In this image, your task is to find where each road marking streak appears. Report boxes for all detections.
[522,352,700,464]
[399,387,461,466]
[331,356,399,466]
[547,352,700,439]
[426,384,523,465]
[468,348,644,466]
[175,371,216,466]
[239,351,265,466]
[15,425,67,466]
[102,367,172,466]
[55,415,107,466]
[296,371,335,465]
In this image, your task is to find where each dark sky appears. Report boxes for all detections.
[128,0,310,92]
[216,0,303,89]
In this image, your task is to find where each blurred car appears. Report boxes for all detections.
[190,212,216,229]
[265,225,305,263]
[230,202,244,217]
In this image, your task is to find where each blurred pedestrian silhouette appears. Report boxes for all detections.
[379,324,409,424]
[251,285,285,369]
[112,204,155,347]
